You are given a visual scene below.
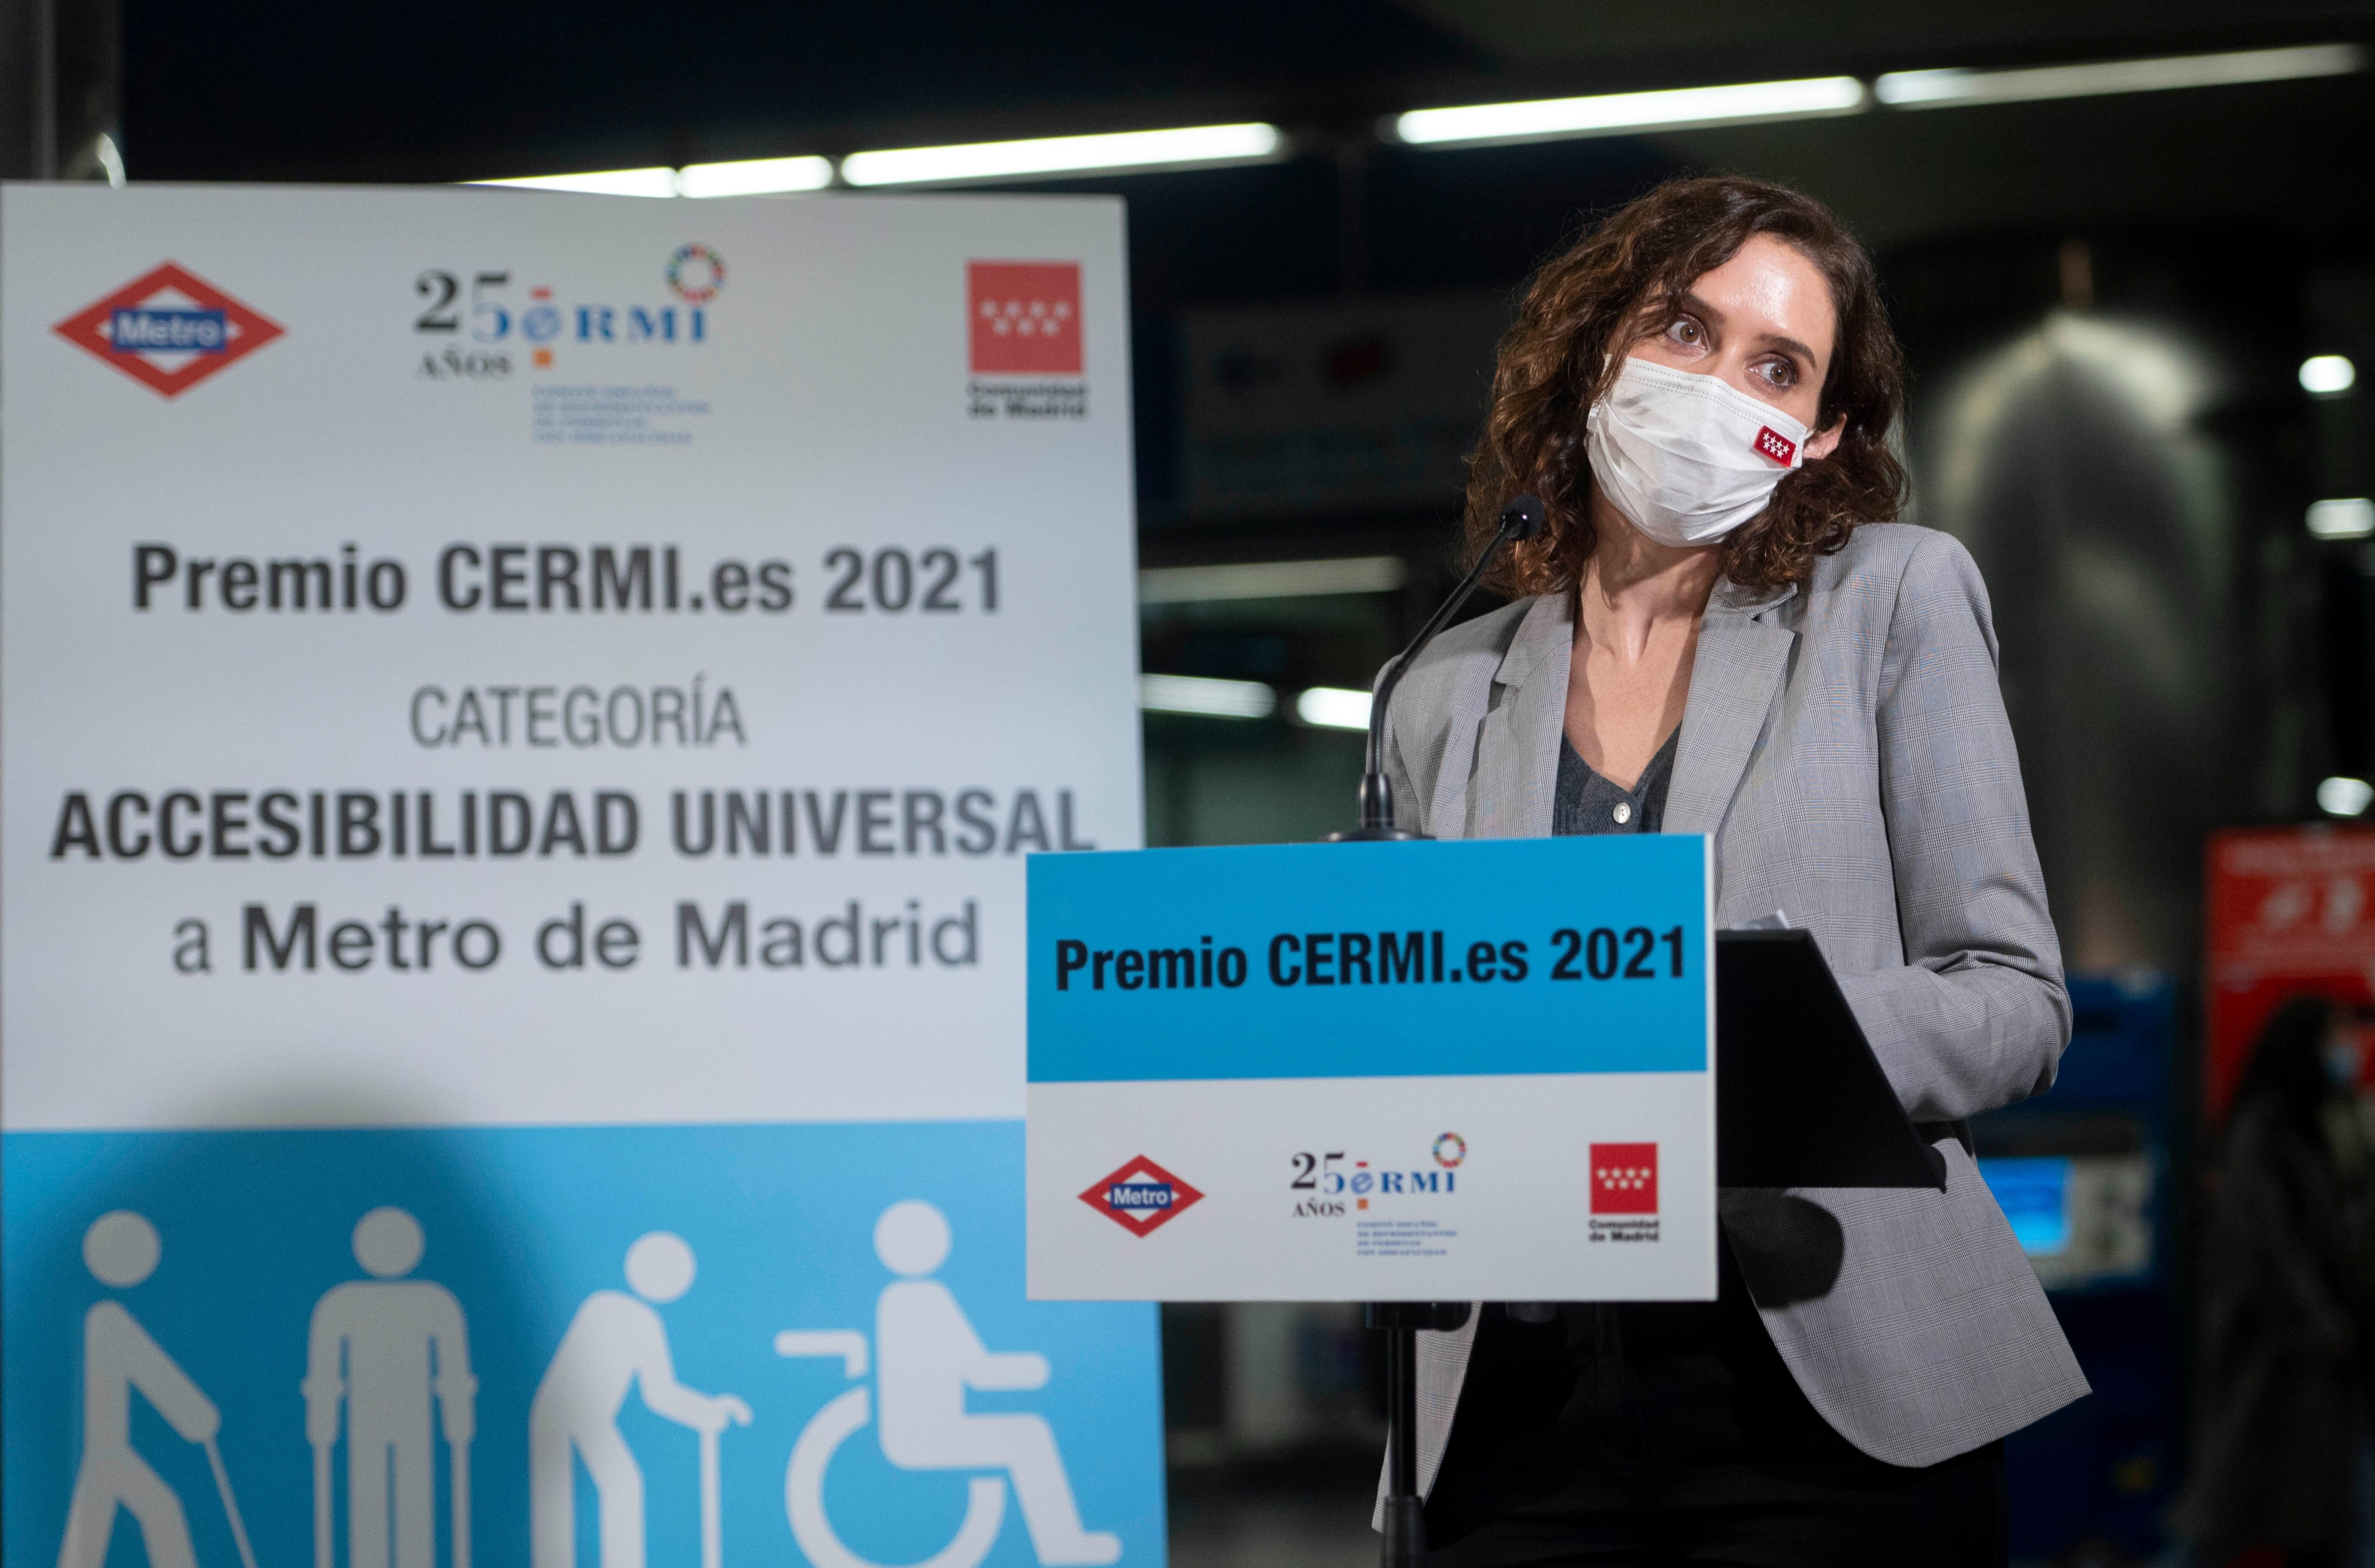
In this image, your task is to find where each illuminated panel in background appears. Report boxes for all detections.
[1980,1156,2073,1256]
[468,167,679,197]
[842,124,1282,187]
[1138,674,1277,720]
[1876,43,2365,108]
[1392,77,1869,148]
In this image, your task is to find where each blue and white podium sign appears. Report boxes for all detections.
[3,184,1159,1568]
[1025,837,1716,1303]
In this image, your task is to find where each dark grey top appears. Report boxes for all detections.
[1551,725,1679,837]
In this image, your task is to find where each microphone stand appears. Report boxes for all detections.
[1327,495,1543,1567]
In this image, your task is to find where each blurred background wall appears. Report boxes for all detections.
[14,4,2375,1562]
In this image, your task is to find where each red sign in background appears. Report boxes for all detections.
[2205,826,2375,1113]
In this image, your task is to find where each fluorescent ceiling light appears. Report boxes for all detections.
[1140,556,1406,605]
[1875,43,2364,108]
[2303,355,2359,396]
[2308,498,2375,540]
[1294,687,1373,732]
[1139,674,1277,720]
[840,123,1281,187]
[678,156,834,198]
[470,167,680,198]
[1393,77,1868,149]
[2322,776,2375,817]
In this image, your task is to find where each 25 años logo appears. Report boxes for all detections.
[409,248,723,379]
[1288,1136,1464,1218]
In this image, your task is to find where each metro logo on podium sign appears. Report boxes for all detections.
[1025,835,1716,1303]
[52,262,285,398]
[1081,1156,1205,1236]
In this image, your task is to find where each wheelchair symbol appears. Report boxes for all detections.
[775,1330,1005,1568]
[774,1201,1121,1568]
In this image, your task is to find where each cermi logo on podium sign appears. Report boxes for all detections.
[53,262,285,398]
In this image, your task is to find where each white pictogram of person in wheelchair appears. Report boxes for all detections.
[775,1200,1121,1568]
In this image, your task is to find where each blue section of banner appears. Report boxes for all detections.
[3,1120,1164,1568]
[1028,836,1709,1083]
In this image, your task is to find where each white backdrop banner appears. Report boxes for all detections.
[2,183,1160,1568]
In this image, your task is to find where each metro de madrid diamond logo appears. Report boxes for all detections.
[1080,1155,1204,1237]
[969,261,1082,375]
[53,262,286,399]
[1590,1143,1659,1215]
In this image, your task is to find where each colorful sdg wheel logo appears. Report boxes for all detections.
[666,243,726,305]
[1433,1132,1467,1169]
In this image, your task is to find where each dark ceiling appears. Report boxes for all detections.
[125,0,1476,184]
[124,0,2375,186]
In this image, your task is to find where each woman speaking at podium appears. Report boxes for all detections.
[1379,176,2082,1564]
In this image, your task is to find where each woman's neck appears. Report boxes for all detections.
[1577,490,1725,662]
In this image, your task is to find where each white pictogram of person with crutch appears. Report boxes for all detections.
[304,1206,477,1568]
[56,1210,262,1568]
[531,1232,750,1568]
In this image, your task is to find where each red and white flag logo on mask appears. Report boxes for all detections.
[1752,426,1798,467]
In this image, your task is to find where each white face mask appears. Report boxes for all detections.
[1584,355,1811,548]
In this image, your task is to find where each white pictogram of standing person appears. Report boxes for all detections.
[872,1201,1120,1567]
[304,1207,476,1568]
[57,1212,231,1568]
[531,1232,751,1568]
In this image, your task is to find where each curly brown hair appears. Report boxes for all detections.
[1464,176,1906,594]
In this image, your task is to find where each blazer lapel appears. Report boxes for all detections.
[1469,594,1573,840]
[1663,580,1797,838]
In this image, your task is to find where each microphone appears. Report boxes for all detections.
[1336,493,1547,841]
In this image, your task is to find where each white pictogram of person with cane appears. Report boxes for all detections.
[531,1232,750,1568]
[304,1207,477,1568]
[56,1210,261,1568]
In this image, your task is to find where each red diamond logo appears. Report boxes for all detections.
[1079,1155,1204,1237]
[53,262,285,399]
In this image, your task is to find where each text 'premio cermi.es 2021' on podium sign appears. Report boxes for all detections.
[1024,835,1715,1303]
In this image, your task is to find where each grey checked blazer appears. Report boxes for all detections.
[1379,522,2088,1483]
